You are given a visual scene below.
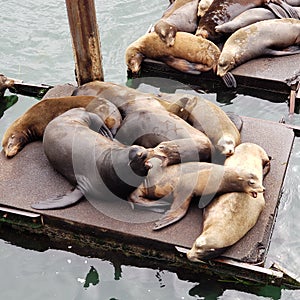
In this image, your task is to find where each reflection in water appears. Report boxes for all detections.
[84,266,100,288]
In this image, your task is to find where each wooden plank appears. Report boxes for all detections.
[65,0,104,85]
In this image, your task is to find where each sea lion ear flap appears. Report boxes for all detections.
[263,157,271,178]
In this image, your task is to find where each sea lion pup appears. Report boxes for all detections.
[128,158,265,230]
[73,81,214,165]
[2,95,122,158]
[31,108,160,210]
[153,0,199,47]
[195,0,289,42]
[217,18,300,77]
[125,31,220,75]
[197,0,213,17]
[156,92,241,157]
[187,143,270,261]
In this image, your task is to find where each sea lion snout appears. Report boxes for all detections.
[3,134,26,158]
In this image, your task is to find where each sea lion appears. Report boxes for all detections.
[73,81,214,165]
[215,8,277,34]
[31,108,161,210]
[156,92,241,157]
[128,158,265,230]
[217,18,300,77]
[2,95,122,158]
[187,143,270,261]
[215,6,300,33]
[195,0,288,42]
[197,0,213,17]
[125,31,220,75]
[154,0,199,46]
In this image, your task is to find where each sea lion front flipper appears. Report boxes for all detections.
[31,187,83,210]
[221,72,237,88]
[152,194,193,230]
[225,111,243,132]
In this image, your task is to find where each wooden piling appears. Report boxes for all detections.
[65,0,104,85]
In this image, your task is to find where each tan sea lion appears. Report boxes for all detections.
[195,0,289,42]
[187,142,270,261]
[31,108,162,210]
[197,0,213,17]
[128,158,265,230]
[217,18,300,77]
[154,0,199,46]
[125,31,220,75]
[1,96,122,158]
[156,92,241,157]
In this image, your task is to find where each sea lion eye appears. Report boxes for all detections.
[249,179,255,185]
[11,135,15,138]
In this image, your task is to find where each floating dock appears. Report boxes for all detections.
[132,54,300,102]
[0,85,299,288]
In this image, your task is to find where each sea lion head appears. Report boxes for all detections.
[235,169,265,198]
[125,49,144,74]
[216,136,236,156]
[217,53,236,77]
[154,20,177,47]
[2,131,28,158]
[187,235,226,262]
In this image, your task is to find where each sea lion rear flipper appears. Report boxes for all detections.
[266,3,290,18]
[152,195,193,230]
[31,187,83,210]
[221,72,237,89]
[270,1,300,19]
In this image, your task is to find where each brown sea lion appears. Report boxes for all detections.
[187,142,270,261]
[31,108,161,210]
[217,18,300,77]
[73,81,214,164]
[125,31,220,75]
[2,96,122,158]
[195,0,287,42]
[156,92,241,157]
[154,0,199,46]
[128,158,265,230]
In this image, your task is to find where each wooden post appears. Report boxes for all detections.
[65,0,104,85]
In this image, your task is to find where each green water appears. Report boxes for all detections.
[1,0,300,299]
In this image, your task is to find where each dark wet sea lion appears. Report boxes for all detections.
[154,0,199,46]
[2,95,122,158]
[196,0,282,42]
[217,18,300,77]
[128,158,265,230]
[125,31,220,75]
[73,81,214,164]
[187,143,270,261]
[31,108,159,210]
[115,107,213,165]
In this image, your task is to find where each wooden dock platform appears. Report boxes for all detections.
[0,84,298,287]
